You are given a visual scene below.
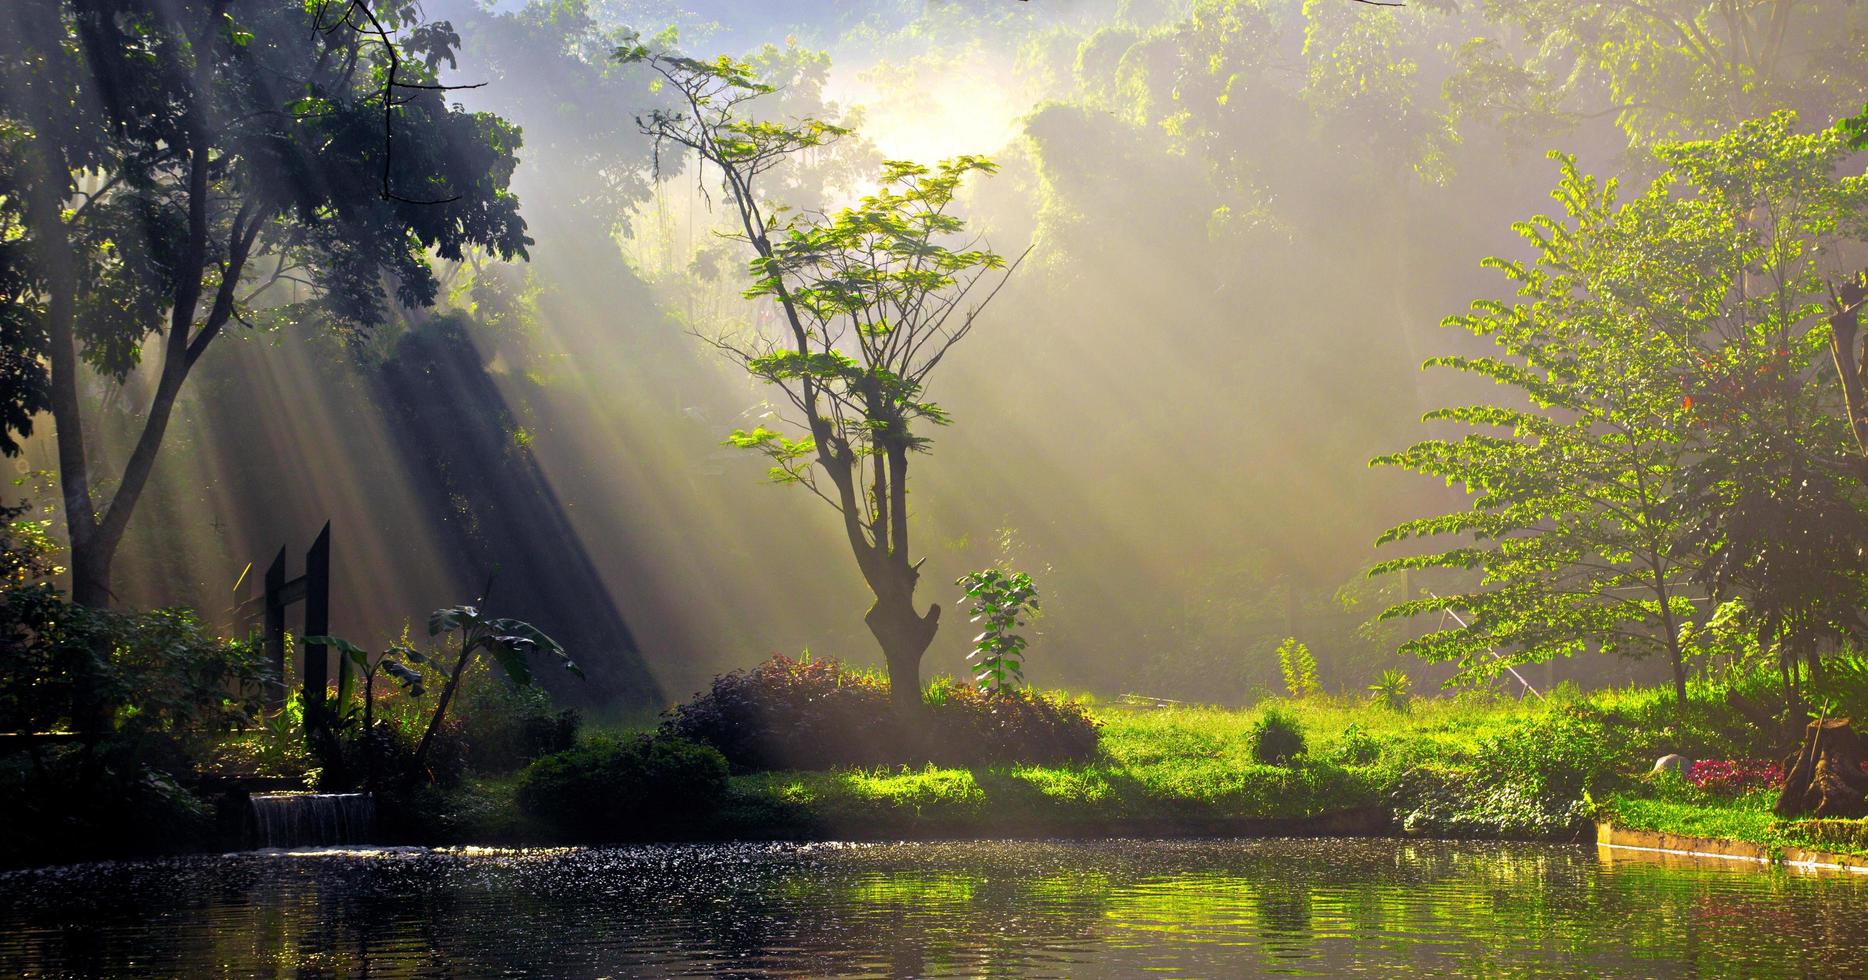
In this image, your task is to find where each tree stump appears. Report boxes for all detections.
[1775,718,1868,819]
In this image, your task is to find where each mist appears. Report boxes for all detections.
[14,0,1868,710]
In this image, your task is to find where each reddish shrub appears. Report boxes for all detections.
[662,655,1099,771]
[1685,758,1783,796]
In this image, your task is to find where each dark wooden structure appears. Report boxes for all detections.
[262,522,332,728]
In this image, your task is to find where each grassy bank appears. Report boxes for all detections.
[415,682,1805,846]
[1606,791,1868,860]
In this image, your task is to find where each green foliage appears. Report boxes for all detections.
[618,40,1021,702]
[663,655,1099,771]
[1443,0,1868,150]
[957,569,1040,693]
[0,587,267,754]
[457,672,580,774]
[1375,113,1868,700]
[306,596,578,786]
[1371,150,1703,690]
[0,518,270,862]
[1328,723,1383,766]
[1368,669,1412,713]
[1274,637,1319,698]
[427,603,581,687]
[515,734,729,842]
[1249,706,1307,766]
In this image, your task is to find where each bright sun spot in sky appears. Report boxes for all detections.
[827,61,1029,163]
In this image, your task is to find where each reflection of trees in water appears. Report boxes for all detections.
[7,842,1868,975]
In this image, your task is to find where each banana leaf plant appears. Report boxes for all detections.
[306,635,427,785]
[410,603,580,781]
[304,636,426,738]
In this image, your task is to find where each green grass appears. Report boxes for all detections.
[1606,791,1868,860]
[708,692,1680,838]
[700,680,1840,842]
[405,675,1858,850]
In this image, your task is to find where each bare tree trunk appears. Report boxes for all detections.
[1829,275,1868,490]
[865,571,940,715]
[18,113,108,606]
[1658,599,1687,705]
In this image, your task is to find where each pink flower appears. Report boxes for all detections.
[1685,759,1782,796]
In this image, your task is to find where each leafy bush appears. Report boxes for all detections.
[460,677,580,773]
[1389,705,1628,839]
[1481,706,1622,802]
[1275,638,1320,698]
[1329,723,1382,765]
[1249,706,1306,765]
[663,655,1099,771]
[925,683,1101,767]
[1390,765,1593,839]
[1368,669,1412,712]
[516,735,729,841]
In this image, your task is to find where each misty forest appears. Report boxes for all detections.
[7,0,1868,975]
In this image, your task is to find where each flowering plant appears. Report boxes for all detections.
[1685,759,1782,796]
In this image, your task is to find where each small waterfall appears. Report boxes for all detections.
[248,792,378,848]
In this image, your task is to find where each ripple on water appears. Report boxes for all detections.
[1,837,1866,977]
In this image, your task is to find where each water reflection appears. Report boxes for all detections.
[1,838,1864,977]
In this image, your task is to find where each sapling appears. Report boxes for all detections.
[956,569,1039,694]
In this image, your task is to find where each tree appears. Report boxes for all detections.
[617,41,1024,713]
[1661,113,1868,697]
[1377,111,1868,702]
[1825,104,1868,483]
[1371,155,1708,700]
[0,0,530,606]
[1446,0,1868,150]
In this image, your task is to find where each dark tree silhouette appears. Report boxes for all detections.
[0,0,529,606]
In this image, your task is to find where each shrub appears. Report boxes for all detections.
[516,735,729,841]
[1368,669,1412,712]
[1329,723,1382,765]
[1483,706,1623,801]
[1685,759,1783,797]
[1390,765,1592,839]
[664,656,890,770]
[1275,638,1320,698]
[925,684,1101,767]
[1249,706,1306,765]
[461,677,580,773]
[664,655,1100,771]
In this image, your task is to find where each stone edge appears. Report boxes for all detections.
[1594,820,1868,874]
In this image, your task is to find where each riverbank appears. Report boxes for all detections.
[16,678,1862,868]
[404,683,1806,850]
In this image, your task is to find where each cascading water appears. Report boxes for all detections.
[248,792,378,848]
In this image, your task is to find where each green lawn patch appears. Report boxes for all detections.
[1606,791,1868,860]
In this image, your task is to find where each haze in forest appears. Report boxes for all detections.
[12,0,1868,711]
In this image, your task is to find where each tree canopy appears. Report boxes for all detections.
[0,0,529,604]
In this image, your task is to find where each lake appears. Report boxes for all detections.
[2,837,1864,977]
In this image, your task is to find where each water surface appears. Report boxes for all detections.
[2,837,1864,977]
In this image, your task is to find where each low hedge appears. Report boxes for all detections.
[515,734,729,841]
[663,656,1099,771]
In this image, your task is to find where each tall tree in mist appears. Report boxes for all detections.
[617,42,1022,712]
[1377,112,1868,701]
[0,0,529,606]
[1664,113,1868,693]
[1371,156,1703,700]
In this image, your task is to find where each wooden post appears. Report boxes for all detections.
[264,546,287,711]
[302,522,332,731]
